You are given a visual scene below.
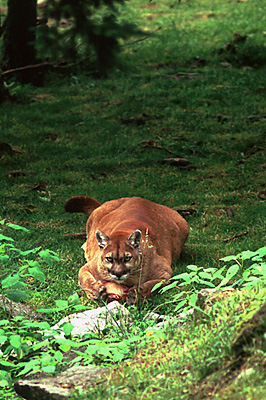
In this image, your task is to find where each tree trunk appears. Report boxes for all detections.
[0,78,11,102]
[1,0,37,83]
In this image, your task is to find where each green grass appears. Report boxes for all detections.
[0,0,266,398]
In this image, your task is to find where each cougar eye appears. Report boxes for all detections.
[123,255,132,263]
[105,256,113,263]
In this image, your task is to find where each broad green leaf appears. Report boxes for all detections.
[6,223,29,232]
[28,266,45,282]
[255,247,266,258]
[225,264,239,279]
[1,273,20,289]
[212,268,225,280]
[54,350,64,362]
[55,300,68,309]
[10,334,21,349]
[58,343,71,352]
[68,292,80,306]
[172,272,190,281]
[172,291,185,301]
[188,293,198,307]
[7,281,27,290]
[220,255,237,262]
[39,250,61,266]
[160,281,178,293]
[187,265,201,271]
[203,268,217,273]
[42,365,56,374]
[0,360,15,367]
[243,270,251,279]
[198,280,216,288]
[5,289,31,302]
[0,234,14,242]
[239,250,257,260]
[217,278,230,288]
[174,299,187,312]
[0,371,12,388]
[63,323,74,336]
[198,271,213,280]
[32,339,50,351]
[0,320,9,326]
[38,322,51,330]
[0,335,8,345]
[242,276,260,288]
[17,360,41,377]
[55,338,79,347]
[11,247,41,256]
[0,379,10,388]
[151,280,165,292]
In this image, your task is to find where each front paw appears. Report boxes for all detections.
[126,285,151,304]
[126,286,145,305]
[85,281,107,301]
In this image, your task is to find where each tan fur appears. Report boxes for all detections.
[64,196,189,302]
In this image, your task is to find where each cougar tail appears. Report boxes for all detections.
[64,196,101,215]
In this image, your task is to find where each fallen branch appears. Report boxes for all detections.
[1,62,54,78]
[224,231,249,242]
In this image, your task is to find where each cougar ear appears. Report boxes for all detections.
[96,230,109,248]
[127,230,142,248]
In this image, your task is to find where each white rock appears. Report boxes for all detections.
[49,301,129,338]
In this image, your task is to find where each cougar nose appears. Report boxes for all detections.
[114,270,125,279]
[111,266,126,279]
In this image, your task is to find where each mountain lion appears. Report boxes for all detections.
[64,196,189,303]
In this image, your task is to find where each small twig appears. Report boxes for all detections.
[121,27,161,47]
[174,208,197,217]
[247,115,266,122]
[224,231,249,242]
[155,145,173,154]
[238,146,264,163]
[157,72,200,81]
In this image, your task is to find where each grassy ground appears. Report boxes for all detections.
[1,0,266,398]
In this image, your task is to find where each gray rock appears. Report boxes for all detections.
[0,295,43,321]
[50,301,129,337]
[14,365,108,399]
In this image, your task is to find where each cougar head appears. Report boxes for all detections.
[96,229,142,283]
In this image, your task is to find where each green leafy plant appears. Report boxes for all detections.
[0,221,155,390]
[154,246,266,314]
[220,247,266,289]
[0,220,67,386]
[0,220,63,304]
